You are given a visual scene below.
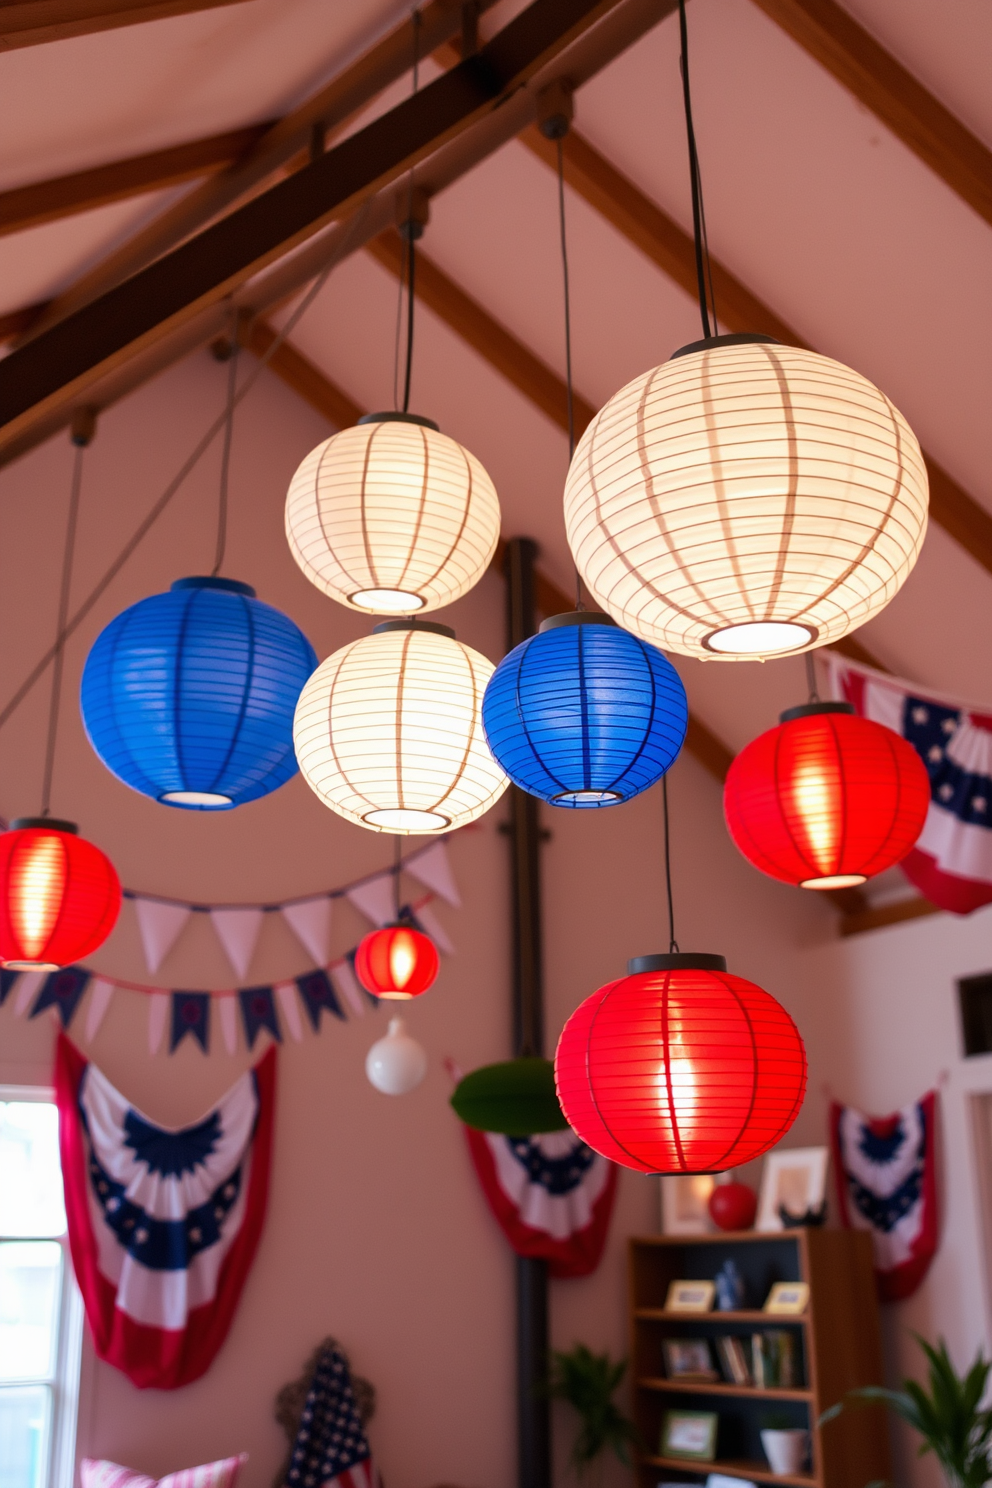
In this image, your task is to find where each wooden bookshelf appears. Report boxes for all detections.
[629,1229,889,1488]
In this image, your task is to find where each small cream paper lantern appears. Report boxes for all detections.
[294,620,509,834]
[366,1017,428,1096]
[563,335,928,660]
[285,412,501,614]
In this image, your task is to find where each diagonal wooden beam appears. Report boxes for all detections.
[748,0,992,229]
[0,0,248,48]
[247,319,363,431]
[521,125,992,585]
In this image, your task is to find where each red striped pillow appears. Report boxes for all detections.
[81,1455,247,1488]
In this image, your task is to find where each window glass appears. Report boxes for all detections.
[0,1243,63,1382]
[0,1106,65,1239]
[0,1384,52,1488]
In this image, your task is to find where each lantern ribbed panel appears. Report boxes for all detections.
[555,968,807,1174]
[481,621,688,806]
[0,827,121,967]
[724,711,930,887]
[355,925,439,997]
[81,578,317,809]
[563,342,928,659]
[293,627,509,833]
[285,420,501,613]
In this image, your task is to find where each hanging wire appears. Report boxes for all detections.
[554,135,585,611]
[394,834,402,919]
[40,438,85,816]
[211,330,239,577]
[401,10,421,416]
[677,0,717,339]
[662,774,680,953]
[805,649,820,703]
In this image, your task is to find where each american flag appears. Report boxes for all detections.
[285,1343,379,1488]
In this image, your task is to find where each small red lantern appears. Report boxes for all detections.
[354,923,439,1000]
[724,702,929,889]
[709,1180,758,1232]
[555,954,807,1174]
[0,818,121,970]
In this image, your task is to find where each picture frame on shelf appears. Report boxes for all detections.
[662,1338,719,1381]
[660,1409,718,1462]
[661,1173,716,1234]
[756,1147,829,1232]
[665,1279,716,1313]
[764,1280,810,1315]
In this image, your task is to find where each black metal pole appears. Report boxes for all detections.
[502,536,551,1488]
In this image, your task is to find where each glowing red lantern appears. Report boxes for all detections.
[555,954,807,1174]
[0,819,121,970]
[724,702,929,890]
[354,923,439,999]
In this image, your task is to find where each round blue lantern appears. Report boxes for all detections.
[482,611,688,807]
[80,576,317,810]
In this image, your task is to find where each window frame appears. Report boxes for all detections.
[0,1083,84,1488]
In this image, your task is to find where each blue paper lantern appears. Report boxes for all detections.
[80,576,317,810]
[482,612,687,807]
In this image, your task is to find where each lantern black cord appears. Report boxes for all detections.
[805,650,820,703]
[662,774,680,953]
[40,439,85,817]
[211,335,239,577]
[395,9,421,415]
[678,0,717,339]
[394,834,402,919]
[555,135,585,611]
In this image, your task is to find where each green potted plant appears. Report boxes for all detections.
[547,1344,639,1481]
[821,1335,992,1488]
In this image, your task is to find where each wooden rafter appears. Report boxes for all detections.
[749,0,992,229]
[0,0,247,49]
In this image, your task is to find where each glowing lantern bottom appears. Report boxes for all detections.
[354,923,439,999]
[0,818,122,970]
[554,954,807,1174]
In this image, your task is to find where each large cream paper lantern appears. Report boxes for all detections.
[563,335,928,660]
[285,412,501,614]
[294,620,509,834]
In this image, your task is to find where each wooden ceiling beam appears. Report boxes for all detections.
[748,0,992,229]
[0,0,247,48]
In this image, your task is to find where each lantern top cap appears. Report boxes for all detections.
[627,952,727,974]
[539,610,617,633]
[779,700,855,724]
[357,411,440,432]
[669,332,781,362]
[9,817,78,834]
[171,576,256,597]
[372,619,456,639]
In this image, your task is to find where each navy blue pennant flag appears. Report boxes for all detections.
[345,947,380,1010]
[296,969,344,1030]
[0,969,19,1006]
[238,985,282,1049]
[170,991,210,1052]
[30,967,90,1027]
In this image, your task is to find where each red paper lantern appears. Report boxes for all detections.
[354,923,439,999]
[0,818,121,970]
[724,702,929,889]
[708,1181,758,1232]
[555,954,807,1175]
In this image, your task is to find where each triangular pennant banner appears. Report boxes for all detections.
[134,898,191,974]
[14,971,46,1016]
[274,981,303,1042]
[31,967,90,1027]
[170,992,210,1053]
[329,959,366,1018]
[411,902,455,956]
[218,996,238,1055]
[406,841,461,907]
[148,993,169,1055]
[0,969,19,1005]
[281,898,331,967]
[239,986,282,1049]
[347,876,396,928]
[84,979,115,1042]
[210,908,264,981]
[347,947,380,1010]
[296,970,344,1031]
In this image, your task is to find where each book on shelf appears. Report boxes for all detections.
[715,1335,751,1386]
[751,1329,799,1389]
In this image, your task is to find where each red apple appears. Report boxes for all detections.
[708,1181,757,1232]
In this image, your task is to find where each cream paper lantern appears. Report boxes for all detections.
[294,619,509,834]
[285,412,500,614]
[563,335,928,660]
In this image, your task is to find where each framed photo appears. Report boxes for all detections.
[764,1280,810,1315]
[662,1338,718,1381]
[665,1279,716,1313]
[661,1173,716,1234]
[660,1409,718,1461]
[756,1147,829,1232]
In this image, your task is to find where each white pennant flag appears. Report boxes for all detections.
[406,841,460,906]
[84,978,114,1042]
[330,960,365,1017]
[13,972,45,1016]
[148,993,169,1055]
[275,981,303,1041]
[210,908,264,981]
[135,899,192,974]
[415,902,455,956]
[281,898,332,967]
[218,996,238,1055]
[347,875,396,928]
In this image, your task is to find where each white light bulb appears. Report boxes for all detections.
[365,1018,428,1096]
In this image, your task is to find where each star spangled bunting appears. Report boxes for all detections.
[170,991,210,1052]
[30,967,90,1027]
[296,970,344,1031]
[238,986,282,1049]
